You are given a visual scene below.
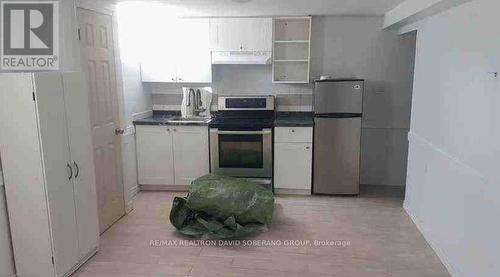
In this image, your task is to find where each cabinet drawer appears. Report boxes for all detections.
[275,127,312,143]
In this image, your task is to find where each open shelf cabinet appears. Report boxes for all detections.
[272,17,311,83]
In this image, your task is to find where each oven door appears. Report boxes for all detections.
[210,128,272,178]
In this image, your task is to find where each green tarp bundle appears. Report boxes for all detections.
[169,174,274,239]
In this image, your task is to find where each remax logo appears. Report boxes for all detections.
[1,1,59,70]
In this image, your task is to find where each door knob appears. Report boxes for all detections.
[114,128,125,135]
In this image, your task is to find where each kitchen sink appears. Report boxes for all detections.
[166,116,211,124]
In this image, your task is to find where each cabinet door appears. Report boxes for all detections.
[209,18,244,51]
[0,74,56,277]
[176,19,212,83]
[172,126,209,187]
[136,126,175,185]
[0,173,15,277]
[140,54,177,82]
[242,18,272,51]
[62,73,100,259]
[210,18,272,52]
[33,73,80,277]
[274,142,312,191]
[140,24,178,82]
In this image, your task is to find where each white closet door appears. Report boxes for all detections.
[33,73,79,277]
[0,73,55,277]
[62,73,100,259]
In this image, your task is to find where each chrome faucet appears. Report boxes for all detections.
[186,88,206,117]
[194,89,206,115]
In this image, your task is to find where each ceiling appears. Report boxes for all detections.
[94,0,406,16]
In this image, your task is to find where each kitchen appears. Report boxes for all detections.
[1,0,498,277]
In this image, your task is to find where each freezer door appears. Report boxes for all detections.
[313,117,361,194]
[314,81,363,114]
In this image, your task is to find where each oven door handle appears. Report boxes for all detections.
[210,129,272,135]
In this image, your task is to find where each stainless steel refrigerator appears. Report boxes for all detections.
[313,79,364,195]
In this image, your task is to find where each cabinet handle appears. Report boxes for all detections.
[67,163,73,180]
[73,162,80,178]
[178,78,183,81]
[115,128,125,135]
[173,128,177,132]
[306,146,310,150]
[167,128,170,132]
[291,129,295,132]
[171,78,175,81]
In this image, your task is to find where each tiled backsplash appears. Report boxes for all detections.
[151,90,313,111]
[148,65,313,111]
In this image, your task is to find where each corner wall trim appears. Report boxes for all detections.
[132,110,153,121]
[403,203,462,277]
[384,0,472,29]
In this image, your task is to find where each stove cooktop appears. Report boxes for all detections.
[209,116,274,129]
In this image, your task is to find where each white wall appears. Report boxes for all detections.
[404,0,500,276]
[114,3,153,211]
[149,16,417,186]
[0,160,15,277]
[311,16,416,186]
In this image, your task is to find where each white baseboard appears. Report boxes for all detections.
[140,184,189,192]
[274,188,311,195]
[62,247,98,277]
[403,204,461,277]
[125,185,139,214]
[130,185,139,197]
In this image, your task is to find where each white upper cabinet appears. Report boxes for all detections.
[140,52,177,82]
[176,19,212,83]
[141,18,212,83]
[272,17,312,83]
[209,18,272,52]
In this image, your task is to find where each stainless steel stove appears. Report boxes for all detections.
[209,95,275,187]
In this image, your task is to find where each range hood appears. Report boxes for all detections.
[211,51,272,65]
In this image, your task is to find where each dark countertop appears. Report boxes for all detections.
[133,111,211,126]
[274,112,314,127]
[134,111,314,127]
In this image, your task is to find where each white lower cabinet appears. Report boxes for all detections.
[274,127,313,194]
[136,126,175,185]
[136,125,209,189]
[172,126,210,187]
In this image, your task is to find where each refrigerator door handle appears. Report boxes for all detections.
[314,113,362,118]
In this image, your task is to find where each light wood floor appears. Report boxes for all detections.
[72,187,450,277]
